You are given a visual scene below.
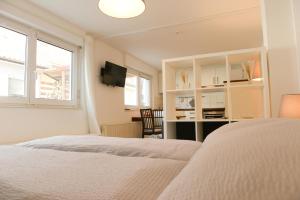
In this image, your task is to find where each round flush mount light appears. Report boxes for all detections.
[98,0,145,19]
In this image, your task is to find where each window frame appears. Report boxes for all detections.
[30,32,79,107]
[139,74,152,108]
[0,18,31,105]
[0,17,80,108]
[124,68,152,110]
[124,72,139,109]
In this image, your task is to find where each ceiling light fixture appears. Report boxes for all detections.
[98,0,145,19]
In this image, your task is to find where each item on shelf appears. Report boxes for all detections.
[185,111,196,119]
[175,69,193,89]
[201,84,224,88]
[201,64,226,87]
[176,108,194,111]
[176,115,186,120]
[224,79,263,87]
[203,108,226,119]
[230,60,262,82]
[230,63,250,81]
[250,60,262,81]
[175,110,195,120]
[175,115,195,120]
[202,92,225,109]
[223,79,249,84]
[176,96,195,109]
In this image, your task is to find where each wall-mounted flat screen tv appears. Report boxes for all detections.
[101,61,127,87]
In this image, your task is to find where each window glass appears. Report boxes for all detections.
[0,18,79,106]
[140,77,151,107]
[0,26,26,97]
[36,40,72,100]
[124,73,138,106]
[124,72,151,108]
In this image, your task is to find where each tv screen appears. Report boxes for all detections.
[101,61,127,87]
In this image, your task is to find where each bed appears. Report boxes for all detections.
[0,146,185,200]
[18,135,201,161]
[1,119,300,200]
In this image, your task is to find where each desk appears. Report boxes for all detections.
[131,117,142,122]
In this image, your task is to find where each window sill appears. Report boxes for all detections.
[124,106,151,111]
[125,107,139,111]
[0,102,80,110]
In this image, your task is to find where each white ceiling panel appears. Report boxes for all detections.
[26,0,262,69]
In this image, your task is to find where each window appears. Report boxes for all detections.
[124,74,138,106]
[0,26,26,98]
[35,40,72,101]
[0,18,79,107]
[124,71,151,108]
[140,77,151,107]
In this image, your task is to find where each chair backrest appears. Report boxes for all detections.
[152,109,163,128]
[140,109,154,130]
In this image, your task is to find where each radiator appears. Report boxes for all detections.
[101,122,142,138]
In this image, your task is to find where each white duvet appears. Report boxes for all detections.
[158,119,300,200]
[0,146,185,200]
[18,135,200,161]
[2,119,300,200]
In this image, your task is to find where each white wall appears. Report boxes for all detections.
[0,35,89,144]
[0,1,89,144]
[94,39,160,125]
[293,0,300,82]
[0,107,88,144]
[0,0,161,143]
[261,0,300,116]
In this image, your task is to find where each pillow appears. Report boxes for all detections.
[158,119,300,200]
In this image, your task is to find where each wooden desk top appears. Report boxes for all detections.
[132,117,142,122]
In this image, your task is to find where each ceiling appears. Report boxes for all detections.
[28,0,263,69]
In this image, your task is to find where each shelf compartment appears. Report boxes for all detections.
[231,118,261,122]
[166,119,196,122]
[198,119,230,122]
[195,56,227,88]
[163,47,269,141]
[230,86,264,119]
[165,121,197,141]
[166,89,194,95]
[200,90,229,120]
[228,51,263,84]
[165,92,195,121]
[197,86,227,92]
[201,121,229,141]
[176,122,196,141]
[196,121,229,142]
[164,58,194,91]
[229,82,264,88]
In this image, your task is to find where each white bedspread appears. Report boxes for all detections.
[0,146,185,200]
[18,135,200,161]
[158,119,300,200]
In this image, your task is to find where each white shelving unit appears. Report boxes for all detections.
[162,47,270,141]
